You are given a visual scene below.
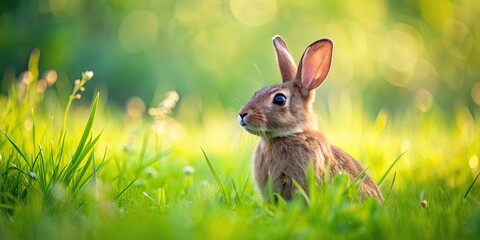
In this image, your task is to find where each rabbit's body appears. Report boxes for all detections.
[253,132,383,201]
[252,130,329,200]
[239,36,383,202]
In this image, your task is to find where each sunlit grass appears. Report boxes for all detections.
[0,54,479,239]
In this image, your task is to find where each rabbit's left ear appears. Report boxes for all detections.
[273,35,297,83]
[296,39,333,91]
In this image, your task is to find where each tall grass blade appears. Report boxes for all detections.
[54,132,67,178]
[464,171,480,198]
[385,171,396,202]
[1,130,31,169]
[71,93,99,164]
[69,133,102,173]
[114,178,137,200]
[62,94,101,185]
[31,109,36,154]
[306,163,317,203]
[71,151,95,193]
[378,149,409,186]
[38,149,47,194]
[292,179,311,206]
[5,166,30,178]
[201,147,228,204]
[240,174,250,199]
[231,180,240,205]
[30,148,42,172]
[351,166,369,186]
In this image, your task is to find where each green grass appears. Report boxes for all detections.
[1,56,479,240]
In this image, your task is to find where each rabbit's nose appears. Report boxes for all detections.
[238,113,248,126]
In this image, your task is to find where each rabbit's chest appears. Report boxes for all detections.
[253,138,318,184]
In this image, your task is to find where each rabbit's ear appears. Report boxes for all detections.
[273,35,297,83]
[296,39,333,91]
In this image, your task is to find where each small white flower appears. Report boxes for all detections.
[183,166,195,176]
[84,71,94,80]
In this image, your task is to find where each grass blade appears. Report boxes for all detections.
[71,151,95,193]
[231,180,240,205]
[385,171,397,202]
[31,108,36,154]
[464,171,480,198]
[378,149,409,186]
[114,178,137,200]
[292,179,311,206]
[351,166,369,186]
[69,133,102,173]
[240,174,250,199]
[1,130,31,169]
[30,147,42,172]
[201,147,228,204]
[71,93,99,165]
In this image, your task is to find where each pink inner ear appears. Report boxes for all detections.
[300,40,333,90]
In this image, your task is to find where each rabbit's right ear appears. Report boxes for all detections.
[273,35,297,83]
[296,39,333,91]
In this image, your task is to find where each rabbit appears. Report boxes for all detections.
[238,35,384,203]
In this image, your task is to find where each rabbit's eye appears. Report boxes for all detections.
[272,93,287,106]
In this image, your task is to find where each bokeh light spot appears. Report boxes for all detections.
[469,155,479,171]
[44,70,58,86]
[230,0,277,27]
[119,11,159,53]
[385,29,418,73]
[414,88,434,112]
[443,19,474,59]
[36,79,48,93]
[126,97,146,118]
[381,26,419,87]
[175,0,221,28]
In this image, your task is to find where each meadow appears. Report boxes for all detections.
[0,52,479,239]
[1,0,480,239]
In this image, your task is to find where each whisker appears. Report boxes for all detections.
[253,62,266,86]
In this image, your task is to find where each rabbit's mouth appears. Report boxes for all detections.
[238,113,303,138]
[238,115,264,135]
[239,122,268,137]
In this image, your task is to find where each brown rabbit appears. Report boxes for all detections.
[238,36,383,202]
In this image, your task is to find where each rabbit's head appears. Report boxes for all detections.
[238,36,333,139]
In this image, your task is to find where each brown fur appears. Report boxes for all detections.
[238,36,383,202]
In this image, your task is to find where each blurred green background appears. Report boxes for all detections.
[1,0,479,114]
